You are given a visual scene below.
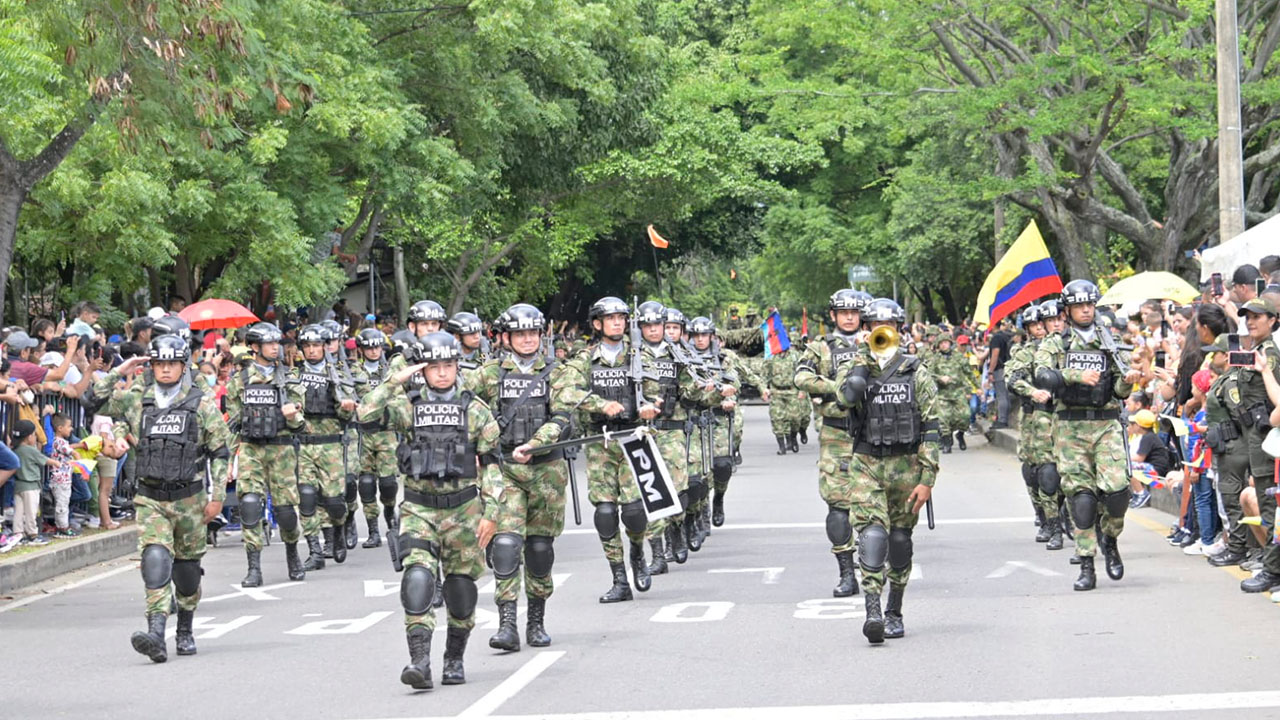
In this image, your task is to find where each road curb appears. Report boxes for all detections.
[0,526,138,594]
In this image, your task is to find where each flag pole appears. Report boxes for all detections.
[651,244,665,299]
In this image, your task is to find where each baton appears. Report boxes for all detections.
[566,448,582,525]
[502,427,641,461]
[926,498,935,530]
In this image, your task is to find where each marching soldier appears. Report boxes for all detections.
[112,336,233,662]
[388,300,449,374]
[795,288,870,598]
[929,331,971,454]
[686,317,742,532]
[722,342,764,465]
[765,345,808,454]
[355,332,505,689]
[472,303,572,651]
[224,322,308,587]
[835,298,940,643]
[1034,280,1140,592]
[351,328,399,549]
[449,311,489,372]
[1006,303,1063,547]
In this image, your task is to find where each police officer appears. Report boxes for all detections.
[685,317,741,536]
[1200,333,1251,568]
[836,298,940,643]
[765,344,806,454]
[1236,297,1280,593]
[449,311,489,372]
[1034,280,1140,591]
[293,324,357,570]
[1005,304,1055,540]
[351,328,398,548]
[225,322,308,587]
[929,331,970,454]
[356,333,505,688]
[474,303,573,650]
[795,289,870,598]
[110,336,233,662]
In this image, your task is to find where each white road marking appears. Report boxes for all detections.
[456,650,566,718]
[202,580,307,603]
[285,610,394,635]
[708,567,785,584]
[650,601,734,623]
[0,562,135,614]
[794,598,864,620]
[364,579,399,597]
[561,517,1028,535]
[986,561,1062,578]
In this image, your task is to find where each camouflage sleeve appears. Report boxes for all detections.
[556,354,610,416]
[1006,345,1036,397]
[110,386,144,444]
[915,364,941,485]
[1033,335,1064,384]
[92,368,132,416]
[198,398,233,503]
[733,352,765,389]
[470,399,505,524]
[794,342,834,397]
[526,363,576,449]
[284,380,307,431]
[223,374,243,455]
[357,380,411,431]
[461,366,484,396]
[1113,346,1134,399]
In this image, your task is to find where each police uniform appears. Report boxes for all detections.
[1235,298,1280,592]
[351,342,399,548]
[1201,335,1251,567]
[1005,305,1065,546]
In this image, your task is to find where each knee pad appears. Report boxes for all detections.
[857,525,889,573]
[525,535,554,578]
[1038,463,1061,495]
[357,474,377,504]
[140,544,173,590]
[1070,491,1098,529]
[443,574,478,620]
[400,564,436,615]
[298,484,319,517]
[687,479,707,503]
[593,502,619,540]
[888,527,914,572]
[275,504,299,533]
[620,500,648,535]
[344,476,358,504]
[239,493,264,526]
[488,532,524,580]
[1102,488,1132,517]
[378,476,398,504]
[712,458,733,482]
[677,490,689,514]
[172,558,202,596]
[1021,463,1037,488]
[825,506,852,546]
[324,497,347,524]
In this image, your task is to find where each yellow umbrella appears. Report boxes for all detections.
[1098,271,1198,306]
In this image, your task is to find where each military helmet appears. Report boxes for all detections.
[245,322,283,345]
[320,319,343,340]
[863,298,906,324]
[387,329,418,357]
[446,311,483,335]
[407,299,447,324]
[491,309,512,334]
[356,328,386,349]
[1061,279,1101,307]
[152,314,192,344]
[636,300,666,325]
[1037,298,1064,319]
[664,307,686,328]
[688,316,716,335]
[1020,305,1043,325]
[148,334,191,363]
[924,324,940,338]
[414,331,461,363]
[588,296,629,321]
[504,303,546,332]
[297,323,329,345]
[829,288,867,313]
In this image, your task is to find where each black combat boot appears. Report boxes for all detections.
[863,593,885,644]
[303,534,326,571]
[363,515,382,548]
[242,549,263,588]
[701,503,713,538]
[175,609,197,656]
[1059,503,1074,540]
[329,525,347,564]
[940,434,953,454]
[345,515,358,549]
[1035,512,1052,543]
[599,562,633,603]
[833,551,859,597]
[712,490,726,527]
[384,504,396,528]
[1033,505,1045,530]
[1073,556,1096,591]
[285,541,305,581]
[131,613,168,663]
[1046,518,1064,551]
[648,536,668,575]
[955,430,966,451]
[884,585,905,639]
[489,602,520,652]
[629,538,652,592]
[400,627,433,689]
[322,527,334,559]
[662,531,676,563]
[441,627,469,685]
[1100,534,1124,580]
[799,427,808,444]
[734,450,743,465]
[526,597,551,647]
[667,522,688,564]
[788,433,799,453]
[776,436,788,455]
[685,511,703,552]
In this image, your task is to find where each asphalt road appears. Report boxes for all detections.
[4,405,1280,720]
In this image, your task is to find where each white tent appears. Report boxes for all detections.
[1200,213,1280,282]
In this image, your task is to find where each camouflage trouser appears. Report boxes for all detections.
[935,390,969,436]
[587,435,643,564]
[137,492,206,615]
[646,427,690,539]
[238,443,301,551]
[401,494,484,632]
[1025,409,1061,517]
[298,440,347,536]
[731,407,744,452]
[817,422,856,554]
[1055,418,1128,557]
[713,411,734,493]
[769,389,810,436]
[494,459,567,603]
[357,429,399,521]
[849,452,923,595]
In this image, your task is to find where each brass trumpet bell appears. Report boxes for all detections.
[868,325,899,353]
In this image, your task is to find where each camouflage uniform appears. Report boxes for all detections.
[765,351,809,442]
[1005,337,1063,528]
[351,358,400,541]
[924,346,970,450]
[292,360,356,562]
[692,342,741,528]
[722,347,762,454]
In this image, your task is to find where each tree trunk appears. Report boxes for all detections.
[393,245,408,323]
[0,179,26,325]
[938,284,961,324]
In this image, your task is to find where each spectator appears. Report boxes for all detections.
[46,413,79,537]
[985,318,1013,428]
[127,316,154,345]
[1127,409,1169,510]
[1260,255,1280,279]
[30,317,63,343]
[1179,370,1219,556]
[66,301,101,340]
[168,295,189,313]
[11,419,56,545]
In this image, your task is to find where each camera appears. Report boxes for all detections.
[1226,334,1254,367]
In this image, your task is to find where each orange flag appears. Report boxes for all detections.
[730,268,737,280]
[647,224,669,249]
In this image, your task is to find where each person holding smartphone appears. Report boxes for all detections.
[1237,297,1280,593]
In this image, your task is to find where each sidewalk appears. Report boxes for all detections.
[0,522,138,594]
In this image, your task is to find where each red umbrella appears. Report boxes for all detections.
[179,299,260,330]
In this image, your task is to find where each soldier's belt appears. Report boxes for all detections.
[591,421,640,434]
[403,486,479,509]
[711,407,732,417]
[653,420,686,431]
[1032,401,1055,413]
[1056,408,1119,422]
[137,481,204,502]
[242,436,297,446]
[296,433,343,445]
[1215,420,1242,443]
[822,417,851,431]
[355,420,388,433]
[854,441,919,458]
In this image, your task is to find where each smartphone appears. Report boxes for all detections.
[1155,350,1166,369]
[1258,278,1267,296]
[1211,272,1225,297]
[1227,334,1254,367]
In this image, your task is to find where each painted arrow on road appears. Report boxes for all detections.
[986,560,1062,578]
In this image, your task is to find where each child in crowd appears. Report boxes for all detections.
[11,419,59,546]
[47,413,79,537]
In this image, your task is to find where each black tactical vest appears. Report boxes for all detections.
[649,355,679,418]
[298,366,337,418]
[1058,346,1115,408]
[137,388,204,484]
[240,367,286,440]
[860,358,923,453]
[397,390,477,480]
[497,365,552,448]
[827,337,860,378]
[590,361,636,423]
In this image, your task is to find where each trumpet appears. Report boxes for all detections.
[868,325,900,353]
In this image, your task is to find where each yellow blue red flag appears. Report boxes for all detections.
[972,220,1063,327]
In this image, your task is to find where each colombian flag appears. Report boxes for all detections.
[972,221,1064,328]
[761,311,791,359]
